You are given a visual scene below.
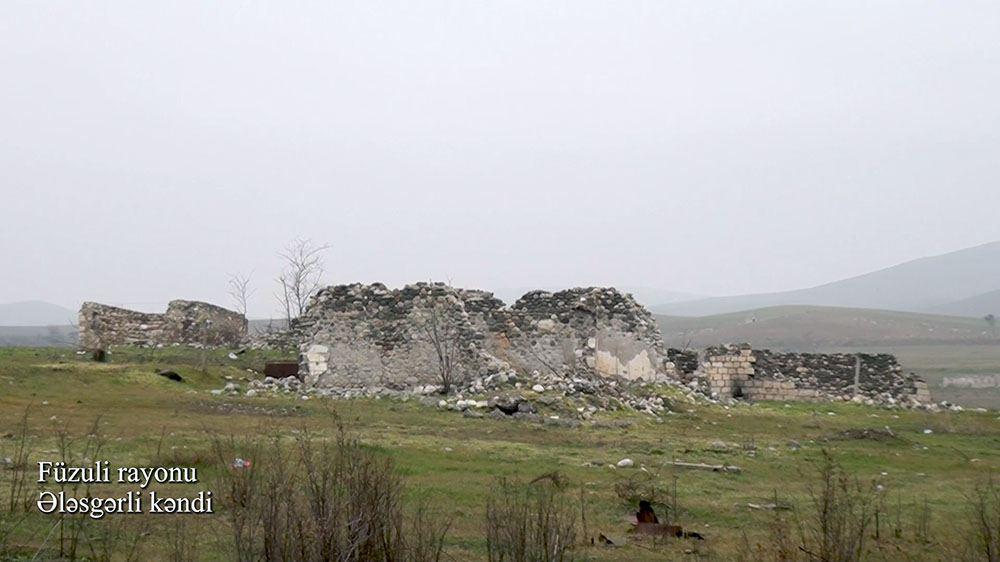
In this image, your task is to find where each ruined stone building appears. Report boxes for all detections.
[290,282,930,406]
[78,300,246,349]
[295,283,674,388]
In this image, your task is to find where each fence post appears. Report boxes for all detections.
[853,354,861,397]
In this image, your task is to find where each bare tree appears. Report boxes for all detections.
[413,300,463,393]
[985,314,997,337]
[275,238,329,324]
[227,272,254,317]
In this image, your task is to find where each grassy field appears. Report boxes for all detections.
[1,347,999,560]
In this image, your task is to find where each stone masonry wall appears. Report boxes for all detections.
[298,283,678,389]
[667,348,700,378]
[702,344,757,398]
[702,344,931,406]
[298,283,490,388]
[79,300,246,349]
[498,288,672,381]
[292,284,931,406]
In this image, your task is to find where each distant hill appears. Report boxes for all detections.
[928,289,1000,318]
[653,241,1000,317]
[0,301,77,327]
[656,305,998,350]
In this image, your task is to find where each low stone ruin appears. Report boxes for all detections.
[699,344,930,407]
[248,282,933,412]
[78,300,246,349]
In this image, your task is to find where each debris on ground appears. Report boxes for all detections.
[263,361,299,379]
[746,502,792,511]
[636,500,658,523]
[663,460,741,474]
[596,533,625,546]
[626,501,706,541]
[831,427,901,442]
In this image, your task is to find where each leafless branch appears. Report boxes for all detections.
[414,300,462,393]
[227,272,254,317]
[275,238,329,324]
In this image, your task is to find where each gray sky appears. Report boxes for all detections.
[2,1,999,316]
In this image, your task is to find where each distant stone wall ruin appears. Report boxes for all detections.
[701,344,930,406]
[78,300,246,349]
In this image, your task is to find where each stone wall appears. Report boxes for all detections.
[290,284,931,406]
[297,283,677,389]
[702,344,757,398]
[498,288,671,381]
[702,344,931,406]
[667,348,700,378]
[298,283,491,388]
[78,300,246,349]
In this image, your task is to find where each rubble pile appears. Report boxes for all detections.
[238,364,695,422]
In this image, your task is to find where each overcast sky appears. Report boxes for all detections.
[2,1,999,316]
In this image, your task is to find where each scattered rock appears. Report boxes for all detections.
[833,427,900,442]
[211,382,241,396]
[598,533,625,546]
[709,440,730,452]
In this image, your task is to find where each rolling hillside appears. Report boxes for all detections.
[928,289,1000,318]
[654,241,1000,317]
[656,305,998,349]
[0,300,76,326]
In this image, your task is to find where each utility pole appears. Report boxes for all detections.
[853,354,861,397]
